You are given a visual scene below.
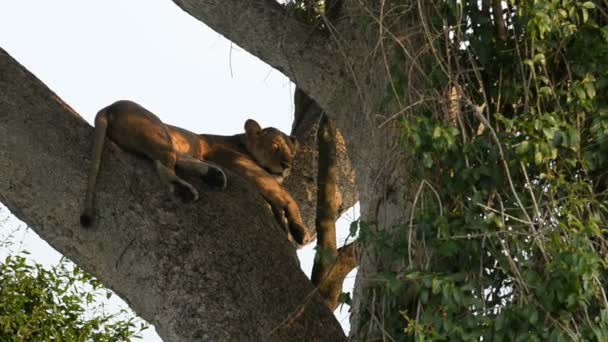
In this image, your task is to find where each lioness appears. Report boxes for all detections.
[81,100,315,246]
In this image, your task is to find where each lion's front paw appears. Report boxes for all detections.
[289,221,317,247]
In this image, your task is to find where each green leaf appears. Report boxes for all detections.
[423,153,433,168]
[516,140,530,155]
[529,309,539,324]
[432,278,442,295]
[535,150,543,165]
[533,53,546,65]
[582,7,589,23]
[349,220,359,237]
[452,288,464,305]
[339,292,352,306]
[539,86,552,97]
[584,82,596,99]
[420,289,429,303]
[433,126,443,139]
[582,1,595,9]
[575,85,587,100]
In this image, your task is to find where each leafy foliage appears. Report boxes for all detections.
[284,0,326,24]
[357,0,608,340]
[0,240,146,341]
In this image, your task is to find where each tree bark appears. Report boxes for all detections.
[0,48,346,342]
[307,112,359,311]
[284,88,357,230]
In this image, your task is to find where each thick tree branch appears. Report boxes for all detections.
[319,241,359,310]
[0,48,345,341]
[170,0,345,95]
[311,114,340,283]
[310,113,358,311]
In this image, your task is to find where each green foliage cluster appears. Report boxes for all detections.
[284,0,326,24]
[0,247,146,341]
[360,0,608,340]
[284,0,343,28]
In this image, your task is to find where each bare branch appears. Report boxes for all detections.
[308,111,358,311]
[316,241,360,311]
[315,113,341,246]
[491,0,508,42]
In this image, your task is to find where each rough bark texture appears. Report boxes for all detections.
[310,114,340,307]
[284,89,357,230]
[283,86,359,311]
[0,48,346,342]
[316,241,359,311]
[170,1,346,96]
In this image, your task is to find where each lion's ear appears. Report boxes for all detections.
[244,119,262,136]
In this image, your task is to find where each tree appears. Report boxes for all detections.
[0,250,146,341]
[2,0,608,341]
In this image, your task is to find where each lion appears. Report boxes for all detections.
[80,100,315,246]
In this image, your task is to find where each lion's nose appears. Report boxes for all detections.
[281,161,291,170]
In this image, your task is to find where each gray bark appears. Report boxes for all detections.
[0,48,346,341]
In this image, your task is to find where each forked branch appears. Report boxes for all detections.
[311,112,359,311]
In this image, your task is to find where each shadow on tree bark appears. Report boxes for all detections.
[287,88,359,312]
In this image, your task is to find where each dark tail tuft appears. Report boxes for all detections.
[80,212,94,227]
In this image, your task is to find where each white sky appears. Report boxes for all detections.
[0,1,358,340]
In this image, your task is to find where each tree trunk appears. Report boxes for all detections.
[0,48,345,342]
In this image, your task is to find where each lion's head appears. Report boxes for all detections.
[243,119,299,182]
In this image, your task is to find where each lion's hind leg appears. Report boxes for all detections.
[175,155,227,189]
[154,160,199,203]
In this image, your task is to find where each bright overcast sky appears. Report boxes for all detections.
[0,1,357,340]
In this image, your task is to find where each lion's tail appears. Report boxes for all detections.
[80,109,109,227]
